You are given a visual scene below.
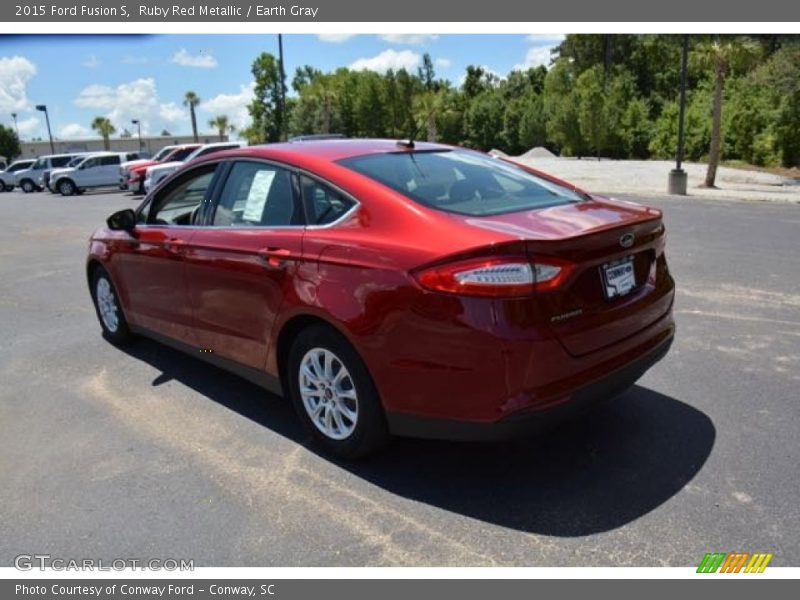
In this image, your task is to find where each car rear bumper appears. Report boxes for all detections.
[385,331,673,441]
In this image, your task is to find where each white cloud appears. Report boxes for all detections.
[317,34,356,43]
[513,47,554,71]
[171,48,218,69]
[16,116,40,136]
[349,49,422,73]
[82,55,101,69]
[379,34,438,46]
[74,78,185,136]
[434,57,451,68]
[201,83,255,130]
[525,34,566,45]
[59,123,89,138]
[0,56,37,113]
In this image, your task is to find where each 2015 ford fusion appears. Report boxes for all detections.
[87,139,675,458]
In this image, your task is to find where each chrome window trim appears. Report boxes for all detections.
[134,156,362,232]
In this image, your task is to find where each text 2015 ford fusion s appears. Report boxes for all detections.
[87,139,675,458]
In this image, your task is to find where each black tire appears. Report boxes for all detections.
[90,265,133,345]
[58,179,76,196]
[4,184,12,192]
[136,180,145,196]
[287,325,389,459]
[20,179,35,193]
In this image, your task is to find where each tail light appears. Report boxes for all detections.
[413,256,573,298]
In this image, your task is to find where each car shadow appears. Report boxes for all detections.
[117,336,715,537]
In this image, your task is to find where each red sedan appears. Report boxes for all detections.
[125,144,201,195]
[87,139,675,458]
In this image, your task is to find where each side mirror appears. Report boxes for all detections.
[107,209,137,233]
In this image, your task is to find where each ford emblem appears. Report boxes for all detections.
[620,233,635,248]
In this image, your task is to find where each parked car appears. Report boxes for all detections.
[87,139,675,459]
[0,159,35,191]
[51,152,137,196]
[124,144,201,195]
[143,142,244,193]
[15,154,79,193]
[119,148,172,191]
[47,155,94,192]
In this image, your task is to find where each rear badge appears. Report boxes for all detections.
[620,232,635,248]
[551,309,583,322]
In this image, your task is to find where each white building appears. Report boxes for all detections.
[20,134,229,158]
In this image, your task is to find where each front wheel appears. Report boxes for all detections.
[287,325,389,459]
[90,266,132,345]
[20,179,35,193]
[58,179,76,196]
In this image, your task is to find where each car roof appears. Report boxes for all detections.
[207,138,452,163]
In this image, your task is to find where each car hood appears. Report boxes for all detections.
[51,168,77,177]
[128,160,159,173]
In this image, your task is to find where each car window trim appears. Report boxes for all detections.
[202,157,360,231]
[136,160,225,228]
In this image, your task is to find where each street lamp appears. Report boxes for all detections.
[668,35,690,195]
[35,104,55,154]
[131,119,143,151]
[11,113,18,138]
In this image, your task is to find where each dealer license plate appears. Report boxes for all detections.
[601,256,636,299]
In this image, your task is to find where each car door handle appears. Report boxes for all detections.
[257,247,292,269]
[164,238,186,254]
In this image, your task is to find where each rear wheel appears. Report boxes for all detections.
[90,266,132,345]
[58,179,76,196]
[287,325,389,459]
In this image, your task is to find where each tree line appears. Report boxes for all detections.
[241,34,800,173]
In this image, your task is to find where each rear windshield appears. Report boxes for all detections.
[338,150,583,216]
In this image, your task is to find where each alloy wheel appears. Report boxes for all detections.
[298,347,359,440]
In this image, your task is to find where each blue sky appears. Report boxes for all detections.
[0,34,563,140]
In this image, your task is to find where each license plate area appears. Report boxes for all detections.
[601,256,636,300]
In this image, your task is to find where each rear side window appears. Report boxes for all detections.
[52,156,72,168]
[300,176,356,225]
[212,161,301,227]
[338,150,584,217]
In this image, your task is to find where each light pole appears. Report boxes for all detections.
[35,104,55,154]
[11,113,18,138]
[668,35,690,195]
[278,33,287,141]
[131,119,143,151]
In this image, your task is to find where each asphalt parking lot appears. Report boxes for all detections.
[0,187,797,567]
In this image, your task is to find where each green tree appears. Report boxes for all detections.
[208,115,234,141]
[575,66,608,158]
[543,58,585,156]
[0,124,21,160]
[183,91,201,143]
[249,52,284,143]
[90,117,116,151]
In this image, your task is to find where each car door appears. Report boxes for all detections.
[184,159,306,371]
[112,162,221,344]
[99,155,121,186]
[77,157,101,187]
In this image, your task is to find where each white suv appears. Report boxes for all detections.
[144,142,244,193]
[51,153,131,196]
[0,159,35,191]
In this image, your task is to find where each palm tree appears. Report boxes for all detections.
[208,115,234,141]
[90,117,116,151]
[183,91,201,142]
[412,90,447,142]
[693,38,759,188]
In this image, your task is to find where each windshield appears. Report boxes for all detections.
[338,150,584,217]
[169,147,197,162]
[31,158,46,169]
[152,147,173,161]
[67,157,84,167]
